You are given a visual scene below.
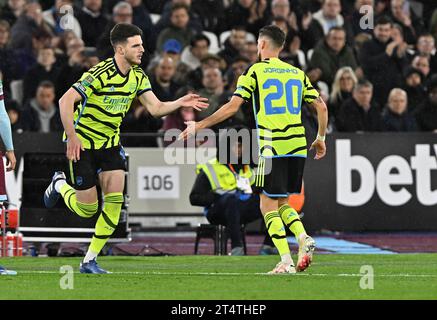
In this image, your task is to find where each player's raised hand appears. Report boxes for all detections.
[178,94,208,111]
[310,139,326,160]
[67,134,84,162]
[178,121,198,141]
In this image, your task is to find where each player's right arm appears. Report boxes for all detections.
[59,88,84,162]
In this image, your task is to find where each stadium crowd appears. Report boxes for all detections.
[1,0,437,142]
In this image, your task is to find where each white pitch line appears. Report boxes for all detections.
[11,271,437,278]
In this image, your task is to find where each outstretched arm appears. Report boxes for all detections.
[0,74,16,171]
[138,90,208,118]
[179,95,245,140]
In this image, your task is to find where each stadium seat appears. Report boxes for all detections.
[202,31,220,54]
[219,30,256,48]
[194,224,247,255]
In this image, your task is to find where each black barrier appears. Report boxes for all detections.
[6,132,437,232]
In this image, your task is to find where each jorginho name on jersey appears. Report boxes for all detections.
[234,57,319,158]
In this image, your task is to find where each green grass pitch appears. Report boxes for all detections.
[1,254,436,300]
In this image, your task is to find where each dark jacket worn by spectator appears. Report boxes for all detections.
[21,98,62,132]
[75,6,108,47]
[23,63,61,104]
[360,38,408,107]
[308,39,357,86]
[336,97,383,132]
[415,99,437,131]
[382,107,418,131]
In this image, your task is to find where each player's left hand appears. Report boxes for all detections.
[310,139,326,160]
[5,150,16,171]
[178,94,208,111]
[178,121,198,141]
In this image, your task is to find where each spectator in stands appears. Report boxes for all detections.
[0,0,26,26]
[9,1,53,53]
[412,34,437,75]
[190,130,274,256]
[5,99,23,133]
[270,0,299,33]
[42,0,82,39]
[219,26,248,67]
[191,0,225,34]
[160,39,192,86]
[150,56,180,102]
[197,67,227,120]
[329,66,358,118]
[415,76,437,132]
[156,3,196,53]
[154,0,203,35]
[402,66,426,113]
[307,26,357,86]
[223,0,268,36]
[411,54,431,84]
[181,33,210,70]
[0,20,21,94]
[97,1,134,61]
[23,46,60,104]
[186,53,225,90]
[224,56,250,94]
[360,16,408,107]
[243,40,259,65]
[125,0,156,54]
[388,0,424,45]
[336,79,383,132]
[21,81,62,133]
[382,88,418,131]
[279,31,304,69]
[301,0,350,50]
[75,0,108,47]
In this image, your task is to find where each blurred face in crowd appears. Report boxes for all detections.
[244,41,258,63]
[0,24,10,47]
[388,89,407,115]
[417,35,435,55]
[272,0,290,18]
[156,57,176,83]
[191,39,209,60]
[202,68,222,91]
[67,38,84,56]
[7,108,19,125]
[374,22,392,43]
[84,0,102,12]
[405,72,421,87]
[239,0,255,9]
[201,58,221,71]
[353,84,373,107]
[412,56,430,77]
[113,5,133,24]
[339,71,355,92]
[230,29,247,51]
[36,86,55,111]
[231,59,248,77]
[25,2,43,25]
[272,19,288,35]
[323,0,341,19]
[171,8,189,29]
[390,0,405,19]
[327,29,346,53]
[84,55,100,69]
[38,48,56,67]
[8,0,26,11]
[180,107,195,121]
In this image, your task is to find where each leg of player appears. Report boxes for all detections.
[80,170,124,273]
[260,193,296,274]
[278,197,315,272]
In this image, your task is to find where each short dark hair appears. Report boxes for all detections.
[354,79,373,91]
[375,15,393,27]
[259,25,285,48]
[191,33,210,48]
[171,2,189,14]
[328,26,346,36]
[110,23,143,47]
[38,80,55,90]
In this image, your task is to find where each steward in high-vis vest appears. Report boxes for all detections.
[190,145,276,256]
